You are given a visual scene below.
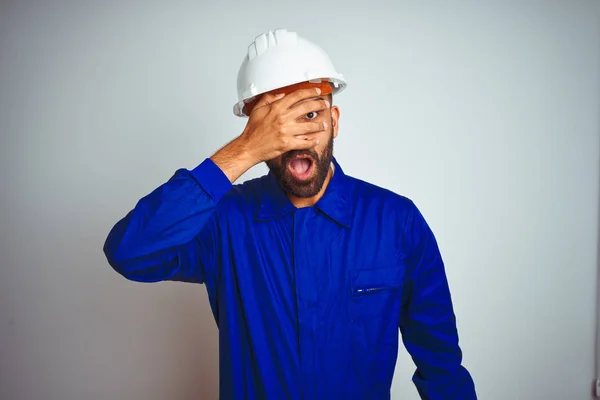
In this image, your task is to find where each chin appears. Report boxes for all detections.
[278,168,328,198]
[283,181,322,198]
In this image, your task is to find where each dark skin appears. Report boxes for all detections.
[211,88,340,208]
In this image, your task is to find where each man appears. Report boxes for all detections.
[103,29,476,399]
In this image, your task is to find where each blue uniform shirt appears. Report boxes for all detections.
[103,157,476,399]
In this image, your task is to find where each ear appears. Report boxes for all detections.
[331,105,340,139]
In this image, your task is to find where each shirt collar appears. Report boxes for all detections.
[255,157,354,228]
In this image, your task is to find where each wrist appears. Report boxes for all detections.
[231,136,258,169]
[210,136,257,183]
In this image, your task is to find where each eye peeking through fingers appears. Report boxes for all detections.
[304,111,319,120]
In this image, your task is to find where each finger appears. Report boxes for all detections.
[275,88,323,110]
[248,92,286,115]
[289,137,320,150]
[287,99,330,120]
[295,132,320,140]
[285,121,327,136]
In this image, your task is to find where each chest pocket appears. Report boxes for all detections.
[348,266,404,321]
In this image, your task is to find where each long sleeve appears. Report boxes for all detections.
[103,158,232,284]
[399,202,477,399]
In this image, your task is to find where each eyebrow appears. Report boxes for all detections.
[293,96,327,106]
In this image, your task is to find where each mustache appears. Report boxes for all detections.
[282,149,319,163]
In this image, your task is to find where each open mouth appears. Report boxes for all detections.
[287,156,314,181]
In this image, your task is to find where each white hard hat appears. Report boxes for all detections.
[233,29,347,117]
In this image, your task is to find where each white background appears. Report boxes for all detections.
[1,1,599,399]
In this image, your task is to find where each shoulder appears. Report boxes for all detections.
[345,173,434,253]
[343,171,432,238]
[216,174,270,211]
[345,173,417,216]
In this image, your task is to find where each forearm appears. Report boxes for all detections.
[210,136,258,183]
[401,201,477,399]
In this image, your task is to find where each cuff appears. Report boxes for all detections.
[190,158,233,203]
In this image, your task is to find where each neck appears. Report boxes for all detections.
[287,165,334,208]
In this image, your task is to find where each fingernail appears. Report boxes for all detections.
[315,88,321,94]
[275,93,285,99]
[324,100,330,107]
[316,139,320,144]
[323,122,327,129]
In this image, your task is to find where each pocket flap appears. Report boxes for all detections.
[350,266,403,297]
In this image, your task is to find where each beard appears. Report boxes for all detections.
[266,131,334,199]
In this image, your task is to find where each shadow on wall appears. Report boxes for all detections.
[122,280,220,400]
[165,283,219,399]
[594,73,600,400]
